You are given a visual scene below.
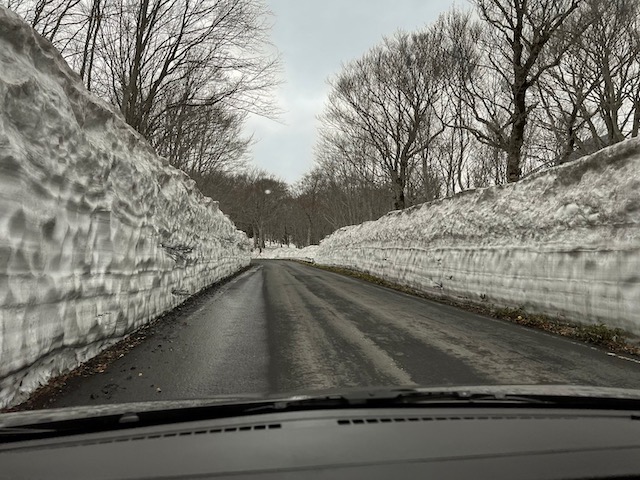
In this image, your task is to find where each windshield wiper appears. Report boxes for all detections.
[0,390,528,443]
[242,389,553,414]
[0,426,57,436]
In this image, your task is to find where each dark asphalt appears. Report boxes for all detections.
[48,260,640,407]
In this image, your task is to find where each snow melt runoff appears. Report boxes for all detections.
[0,7,251,408]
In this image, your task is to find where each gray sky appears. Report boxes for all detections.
[246,0,466,185]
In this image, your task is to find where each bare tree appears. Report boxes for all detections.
[6,0,82,44]
[77,0,102,90]
[155,103,251,180]
[534,0,640,165]
[294,171,323,246]
[579,0,640,145]
[322,28,447,210]
[314,138,392,227]
[437,8,482,194]
[91,0,279,139]
[469,0,583,182]
[238,171,288,249]
[6,0,280,180]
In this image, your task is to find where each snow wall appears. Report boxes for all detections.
[313,138,640,336]
[0,7,251,408]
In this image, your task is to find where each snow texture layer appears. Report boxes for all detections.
[0,7,250,408]
[314,138,640,335]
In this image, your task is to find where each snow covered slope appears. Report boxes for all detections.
[0,7,250,408]
[314,139,640,335]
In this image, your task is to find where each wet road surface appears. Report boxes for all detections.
[49,260,640,407]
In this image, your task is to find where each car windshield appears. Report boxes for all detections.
[1,0,640,415]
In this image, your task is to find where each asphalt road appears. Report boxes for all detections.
[48,260,640,407]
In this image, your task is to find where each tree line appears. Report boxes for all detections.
[221,0,640,250]
[8,0,640,249]
[5,0,289,247]
[6,2,274,190]
[300,0,640,233]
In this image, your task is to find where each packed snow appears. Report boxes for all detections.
[0,7,250,408]
[310,139,640,335]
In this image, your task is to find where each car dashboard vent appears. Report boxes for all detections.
[88,422,283,445]
[336,415,574,425]
[5,423,283,452]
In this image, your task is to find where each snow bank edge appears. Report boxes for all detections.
[312,138,640,336]
[0,7,251,408]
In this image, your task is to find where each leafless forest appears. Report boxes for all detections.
[8,0,640,247]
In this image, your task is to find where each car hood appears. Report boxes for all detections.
[2,384,640,427]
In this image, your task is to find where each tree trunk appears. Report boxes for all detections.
[252,225,258,249]
[121,0,149,129]
[392,172,406,210]
[258,224,265,249]
[306,214,312,246]
[507,84,526,183]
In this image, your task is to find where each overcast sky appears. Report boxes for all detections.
[245,0,467,185]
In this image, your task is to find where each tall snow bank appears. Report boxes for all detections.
[314,138,640,335]
[0,7,250,408]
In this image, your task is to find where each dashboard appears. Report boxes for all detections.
[2,406,640,479]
